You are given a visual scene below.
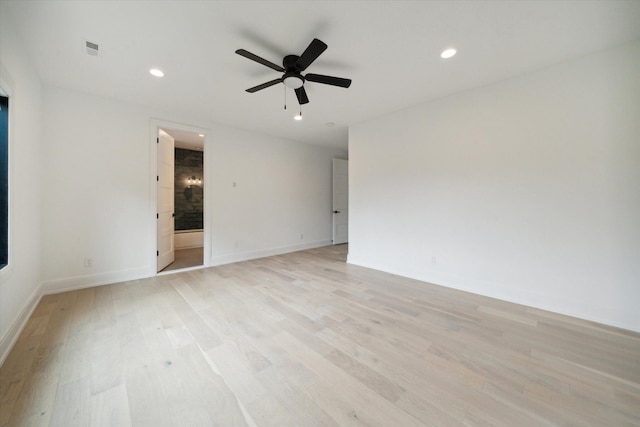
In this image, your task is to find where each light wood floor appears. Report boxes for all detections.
[161,247,204,272]
[1,245,639,426]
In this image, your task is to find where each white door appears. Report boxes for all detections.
[332,158,348,244]
[157,129,175,271]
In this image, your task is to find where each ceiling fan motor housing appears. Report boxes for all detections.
[282,55,305,88]
[283,55,302,72]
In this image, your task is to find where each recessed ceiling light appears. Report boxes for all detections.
[294,114,303,121]
[440,48,457,59]
[149,68,165,77]
[198,133,204,137]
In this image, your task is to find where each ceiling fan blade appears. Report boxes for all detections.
[296,39,327,71]
[305,73,352,88]
[246,79,282,93]
[236,49,284,72]
[295,87,309,105]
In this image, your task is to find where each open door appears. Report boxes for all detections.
[332,158,348,244]
[157,129,175,271]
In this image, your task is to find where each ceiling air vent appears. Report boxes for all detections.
[85,40,101,56]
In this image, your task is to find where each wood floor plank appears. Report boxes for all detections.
[1,245,639,426]
[273,330,426,427]
[48,377,91,427]
[323,348,405,402]
[90,383,132,427]
[244,393,298,427]
[177,343,254,427]
[205,342,268,405]
[254,364,339,427]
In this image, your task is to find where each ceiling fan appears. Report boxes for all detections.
[235,38,352,105]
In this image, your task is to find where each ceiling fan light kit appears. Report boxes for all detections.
[236,38,352,109]
[283,73,304,89]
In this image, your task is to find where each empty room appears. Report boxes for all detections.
[1,1,639,426]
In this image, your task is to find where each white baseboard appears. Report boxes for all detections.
[40,266,151,295]
[210,240,331,267]
[346,255,640,333]
[40,242,331,294]
[39,241,330,293]
[0,284,42,366]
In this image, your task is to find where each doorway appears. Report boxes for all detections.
[153,122,208,273]
[332,158,348,245]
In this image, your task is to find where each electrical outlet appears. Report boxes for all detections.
[431,256,437,265]
[84,257,93,268]
[300,233,304,240]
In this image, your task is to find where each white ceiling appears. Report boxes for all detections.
[4,1,640,150]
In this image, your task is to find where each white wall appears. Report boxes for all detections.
[209,125,343,265]
[39,85,346,292]
[40,87,152,289]
[0,10,44,362]
[349,40,640,332]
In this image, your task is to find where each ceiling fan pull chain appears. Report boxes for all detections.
[284,85,287,110]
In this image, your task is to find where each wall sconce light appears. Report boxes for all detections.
[186,176,202,187]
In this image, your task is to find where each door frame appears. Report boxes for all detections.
[149,119,212,275]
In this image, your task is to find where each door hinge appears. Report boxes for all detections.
[157,175,159,182]
[172,213,175,218]
[156,213,159,219]
[156,251,159,256]
[157,137,159,144]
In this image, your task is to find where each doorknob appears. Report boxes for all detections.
[333,210,340,214]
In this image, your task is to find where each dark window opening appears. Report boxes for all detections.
[1,95,8,268]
